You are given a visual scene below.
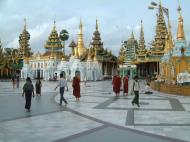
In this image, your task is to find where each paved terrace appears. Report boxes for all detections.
[0,80,190,142]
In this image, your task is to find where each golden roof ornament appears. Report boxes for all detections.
[177,0,185,40]
[96,18,99,30]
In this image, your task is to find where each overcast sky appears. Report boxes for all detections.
[0,0,190,56]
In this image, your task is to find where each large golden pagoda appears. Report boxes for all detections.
[43,20,63,59]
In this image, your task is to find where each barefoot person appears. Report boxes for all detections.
[12,74,16,88]
[55,74,68,106]
[112,72,121,96]
[123,74,129,96]
[72,71,80,101]
[22,77,35,112]
[35,78,42,96]
[131,76,140,107]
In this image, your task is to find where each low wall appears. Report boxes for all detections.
[150,81,190,96]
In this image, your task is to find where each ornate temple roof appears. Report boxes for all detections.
[43,20,64,60]
[18,19,33,59]
[91,19,103,50]
[151,1,167,52]
[44,20,62,50]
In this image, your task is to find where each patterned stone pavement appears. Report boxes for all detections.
[0,80,190,142]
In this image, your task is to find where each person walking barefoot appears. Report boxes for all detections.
[55,74,68,106]
[131,76,140,107]
[22,77,35,112]
[72,71,81,102]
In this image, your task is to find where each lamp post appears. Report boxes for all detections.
[148,1,170,27]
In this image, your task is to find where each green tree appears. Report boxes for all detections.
[59,29,69,54]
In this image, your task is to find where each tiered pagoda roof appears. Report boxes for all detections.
[88,19,117,63]
[150,1,167,57]
[18,19,33,59]
[91,19,103,51]
[136,21,147,63]
[44,20,63,59]
[125,32,138,64]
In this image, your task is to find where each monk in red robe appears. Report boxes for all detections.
[123,75,129,96]
[72,72,81,101]
[112,74,121,96]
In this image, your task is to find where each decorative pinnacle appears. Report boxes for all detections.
[24,18,27,30]
[177,0,182,16]
[79,17,82,30]
[96,18,99,30]
[131,31,134,39]
[78,17,83,36]
[53,18,56,30]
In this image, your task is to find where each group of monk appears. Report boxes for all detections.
[112,73,129,96]
[112,73,140,107]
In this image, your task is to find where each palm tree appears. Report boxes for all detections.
[59,29,69,55]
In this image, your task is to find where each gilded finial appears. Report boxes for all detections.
[131,31,134,39]
[96,18,99,30]
[177,0,182,16]
[139,20,145,49]
[24,18,27,30]
[53,18,56,30]
[79,17,82,30]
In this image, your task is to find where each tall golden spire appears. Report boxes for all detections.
[139,20,145,49]
[77,18,86,57]
[177,0,185,40]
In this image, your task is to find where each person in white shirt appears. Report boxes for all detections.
[145,83,152,94]
[131,76,140,107]
[55,74,68,106]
